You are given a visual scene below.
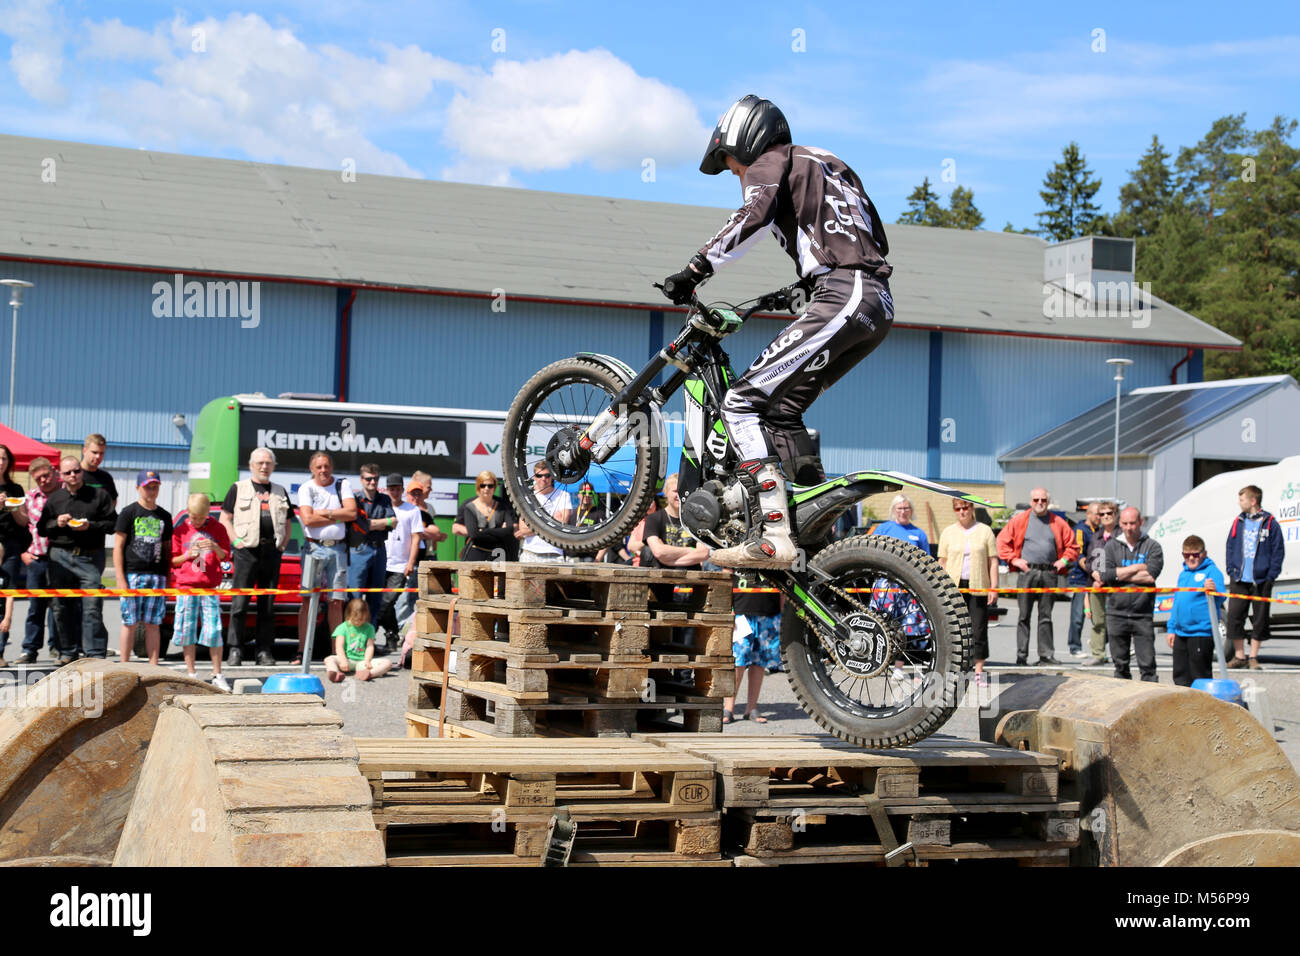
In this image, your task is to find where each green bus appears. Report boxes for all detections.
[188,394,530,558]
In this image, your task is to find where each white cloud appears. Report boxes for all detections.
[441,48,709,174]
[5,7,708,186]
[2,0,65,103]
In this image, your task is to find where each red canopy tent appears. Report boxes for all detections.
[0,423,61,472]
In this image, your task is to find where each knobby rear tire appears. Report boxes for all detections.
[501,357,660,554]
[780,534,971,748]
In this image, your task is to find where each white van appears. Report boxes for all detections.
[1148,455,1300,629]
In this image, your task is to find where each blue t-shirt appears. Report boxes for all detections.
[872,520,930,553]
[1241,515,1264,584]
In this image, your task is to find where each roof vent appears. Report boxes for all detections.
[1044,236,1137,312]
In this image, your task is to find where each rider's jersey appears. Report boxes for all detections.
[695,143,891,280]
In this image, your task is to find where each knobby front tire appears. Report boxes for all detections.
[502,357,661,554]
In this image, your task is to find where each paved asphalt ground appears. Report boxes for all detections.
[4,596,1295,770]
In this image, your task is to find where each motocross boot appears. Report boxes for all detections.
[711,459,799,570]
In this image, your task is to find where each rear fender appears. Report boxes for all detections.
[792,470,1000,544]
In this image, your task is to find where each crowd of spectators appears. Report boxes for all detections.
[0,441,1285,699]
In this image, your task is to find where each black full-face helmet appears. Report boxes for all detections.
[699,94,791,175]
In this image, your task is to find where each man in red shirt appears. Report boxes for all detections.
[996,488,1078,666]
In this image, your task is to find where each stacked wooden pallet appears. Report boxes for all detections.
[405,561,736,739]
[357,737,727,866]
[637,734,1080,866]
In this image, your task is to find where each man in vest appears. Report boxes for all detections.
[220,447,293,666]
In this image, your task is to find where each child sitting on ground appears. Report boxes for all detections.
[326,597,392,682]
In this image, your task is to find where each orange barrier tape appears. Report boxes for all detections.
[12,583,1298,609]
[1,587,419,598]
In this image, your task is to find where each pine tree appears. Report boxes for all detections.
[1175,114,1249,234]
[1196,116,1300,379]
[899,177,943,225]
[943,186,985,230]
[1113,135,1174,238]
[899,178,985,229]
[1035,142,1104,241]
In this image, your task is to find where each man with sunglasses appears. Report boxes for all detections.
[389,479,444,640]
[1082,502,1118,666]
[996,488,1078,666]
[375,473,425,652]
[514,465,572,563]
[347,463,399,626]
[1066,503,1103,658]
[38,456,117,663]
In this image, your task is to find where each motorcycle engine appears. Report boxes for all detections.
[681,486,723,538]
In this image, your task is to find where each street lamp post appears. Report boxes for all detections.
[0,280,34,428]
[1106,358,1133,504]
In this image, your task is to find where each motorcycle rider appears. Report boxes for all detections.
[661,95,894,569]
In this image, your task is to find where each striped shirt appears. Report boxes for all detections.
[25,486,51,556]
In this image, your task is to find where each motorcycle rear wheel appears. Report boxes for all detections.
[780,534,971,748]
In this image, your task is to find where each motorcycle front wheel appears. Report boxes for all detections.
[502,357,662,554]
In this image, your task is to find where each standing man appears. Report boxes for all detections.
[1066,503,1102,658]
[113,470,173,665]
[996,488,1078,666]
[296,452,356,664]
[1224,484,1286,670]
[347,463,398,625]
[12,457,60,664]
[80,434,118,506]
[1081,502,1118,667]
[220,448,293,666]
[392,476,446,634]
[375,473,423,652]
[79,434,116,656]
[1098,506,1165,682]
[39,456,117,662]
[514,463,573,563]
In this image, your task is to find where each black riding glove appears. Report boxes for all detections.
[661,255,713,305]
[661,267,703,305]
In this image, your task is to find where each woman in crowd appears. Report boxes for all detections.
[937,497,999,684]
[452,470,516,561]
[0,445,27,665]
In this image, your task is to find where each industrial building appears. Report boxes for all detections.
[0,133,1242,515]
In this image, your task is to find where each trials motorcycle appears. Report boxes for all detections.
[501,282,995,747]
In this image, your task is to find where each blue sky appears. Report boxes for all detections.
[3,0,1298,231]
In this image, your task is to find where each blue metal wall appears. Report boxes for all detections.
[937,333,1188,482]
[346,290,648,411]
[1,261,336,469]
[0,258,1206,483]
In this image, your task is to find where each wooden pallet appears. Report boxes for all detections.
[636,733,1078,866]
[407,679,726,738]
[418,560,733,615]
[410,638,735,701]
[358,737,723,865]
[414,600,734,658]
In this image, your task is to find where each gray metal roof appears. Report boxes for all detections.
[0,133,1239,349]
[999,376,1295,462]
